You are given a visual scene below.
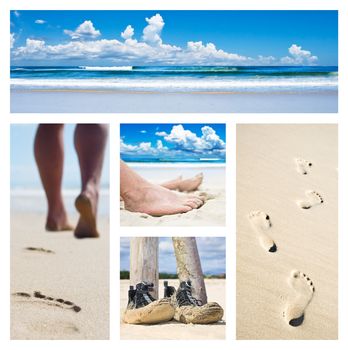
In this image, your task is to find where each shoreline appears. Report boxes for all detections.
[11,88,337,95]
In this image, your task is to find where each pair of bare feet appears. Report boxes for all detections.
[45,187,99,239]
[122,173,205,216]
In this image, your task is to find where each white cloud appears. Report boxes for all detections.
[121,124,225,162]
[257,55,276,65]
[14,11,20,18]
[23,39,46,52]
[156,125,225,152]
[289,44,310,57]
[10,33,15,49]
[11,15,320,66]
[142,14,165,45]
[35,19,46,24]
[159,239,175,254]
[280,44,318,65]
[121,25,134,40]
[120,142,136,152]
[184,41,249,64]
[156,140,168,150]
[138,142,152,151]
[140,130,147,134]
[64,20,101,40]
[120,138,169,154]
[155,131,167,137]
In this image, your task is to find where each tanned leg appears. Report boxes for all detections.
[34,124,73,231]
[74,124,108,238]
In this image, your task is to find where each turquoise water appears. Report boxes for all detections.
[11,65,338,92]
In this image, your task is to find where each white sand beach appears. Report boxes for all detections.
[120,164,225,226]
[236,124,337,339]
[11,90,338,113]
[10,194,109,340]
[120,279,225,340]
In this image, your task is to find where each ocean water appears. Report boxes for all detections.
[121,157,225,164]
[10,66,338,93]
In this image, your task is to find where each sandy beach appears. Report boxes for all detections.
[10,194,109,340]
[120,279,225,340]
[120,164,225,226]
[236,124,337,339]
[11,90,338,113]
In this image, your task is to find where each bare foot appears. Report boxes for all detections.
[46,208,73,232]
[177,173,203,192]
[161,173,203,192]
[160,176,183,190]
[74,190,99,239]
[123,183,205,216]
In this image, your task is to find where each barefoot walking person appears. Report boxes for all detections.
[34,124,108,238]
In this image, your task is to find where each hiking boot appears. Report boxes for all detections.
[164,280,224,324]
[134,282,156,308]
[126,285,136,310]
[123,281,175,325]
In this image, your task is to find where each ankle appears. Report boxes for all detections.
[47,204,67,220]
[82,181,99,198]
[121,179,153,200]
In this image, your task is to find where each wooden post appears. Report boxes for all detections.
[130,237,159,299]
[172,237,207,304]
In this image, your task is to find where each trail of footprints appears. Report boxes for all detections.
[247,157,323,327]
[12,291,81,313]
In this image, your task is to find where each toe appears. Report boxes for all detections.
[190,195,205,207]
[291,270,300,278]
[195,194,206,203]
[186,200,198,209]
[181,205,193,213]
[191,197,203,206]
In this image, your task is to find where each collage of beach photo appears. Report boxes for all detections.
[1,1,345,349]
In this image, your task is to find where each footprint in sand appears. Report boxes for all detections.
[248,211,277,253]
[283,270,315,327]
[295,158,313,175]
[297,190,324,210]
[24,247,55,254]
[12,291,81,313]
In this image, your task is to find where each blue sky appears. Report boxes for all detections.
[120,237,226,275]
[11,124,109,189]
[10,11,338,66]
[121,124,226,163]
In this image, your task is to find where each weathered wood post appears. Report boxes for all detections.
[130,237,159,299]
[172,237,207,304]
